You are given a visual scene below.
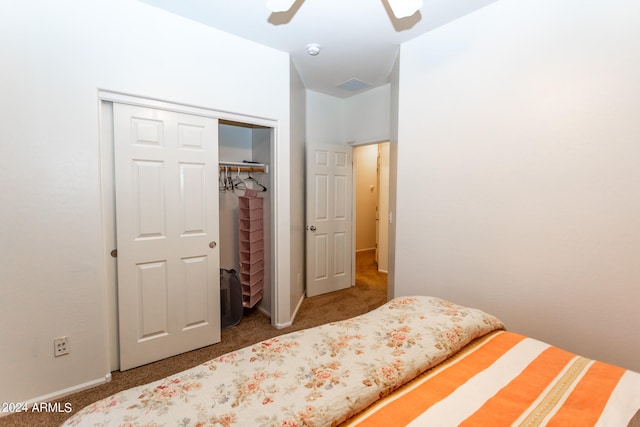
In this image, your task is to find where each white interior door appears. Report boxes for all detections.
[114,103,220,370]
[306,143,353,297]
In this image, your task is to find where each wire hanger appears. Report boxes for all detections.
[219,166,229,191]
[226,167,234,192]
[246,173,267,192]
[232,167,248,191]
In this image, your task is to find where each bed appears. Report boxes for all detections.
[62,296,640,426]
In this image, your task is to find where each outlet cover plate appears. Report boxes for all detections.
[54,337,69,357]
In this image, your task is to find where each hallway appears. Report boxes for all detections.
[355,250,387,292]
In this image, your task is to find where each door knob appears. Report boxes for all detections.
[209,241,217,248]
[309,225,317,231]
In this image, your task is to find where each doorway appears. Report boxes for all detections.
[99,91,280,371]
[354,142,389,291]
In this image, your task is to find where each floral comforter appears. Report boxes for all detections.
[62,296,504,427]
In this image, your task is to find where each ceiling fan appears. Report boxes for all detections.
[265,0,423,19]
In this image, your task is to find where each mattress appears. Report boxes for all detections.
[61,296,640,426]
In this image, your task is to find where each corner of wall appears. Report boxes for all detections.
[386,50,400,301]
[289,56,307,319]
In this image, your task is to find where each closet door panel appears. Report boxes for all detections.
[114,103,220,371]
[133,160,166,239]
[181,255,209,329]
[180,163,207,236]
[136,260,169,340]
[178,122,205,150]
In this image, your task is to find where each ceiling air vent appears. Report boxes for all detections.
[337,78,373,92]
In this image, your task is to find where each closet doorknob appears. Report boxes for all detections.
[309,226,316,231]
[209,241,217,249]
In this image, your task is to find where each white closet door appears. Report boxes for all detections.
[113,103,220,370]
[306,143,353,297]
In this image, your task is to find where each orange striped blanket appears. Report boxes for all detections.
[346,331,640,427]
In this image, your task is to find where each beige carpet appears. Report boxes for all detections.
[1,252,387,427]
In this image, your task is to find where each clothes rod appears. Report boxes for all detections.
[219,161,268,173]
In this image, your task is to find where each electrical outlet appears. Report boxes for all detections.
[54,337,69,357]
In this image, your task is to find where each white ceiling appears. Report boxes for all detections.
[140,0,497,98]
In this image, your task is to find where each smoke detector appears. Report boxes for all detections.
[306,43,321,56]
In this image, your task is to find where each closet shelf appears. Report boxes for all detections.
[219,161,268,173]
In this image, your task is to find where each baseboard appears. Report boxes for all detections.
[0,373,112,418]
[274,319,292,329]
[273,293,305,329]
[290,293,305,324]
[257,304,271,318]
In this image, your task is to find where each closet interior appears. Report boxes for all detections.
[218,120,272,317]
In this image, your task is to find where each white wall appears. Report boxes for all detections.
[388,56,400,301]
[395,0,640,371]
[289,61,306,319]
[0,0,290,405]
[344,85,391,145]
[306,91,346,144]
[252,128,274,316]
[306,86,391,146]
[378,142,390,273]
